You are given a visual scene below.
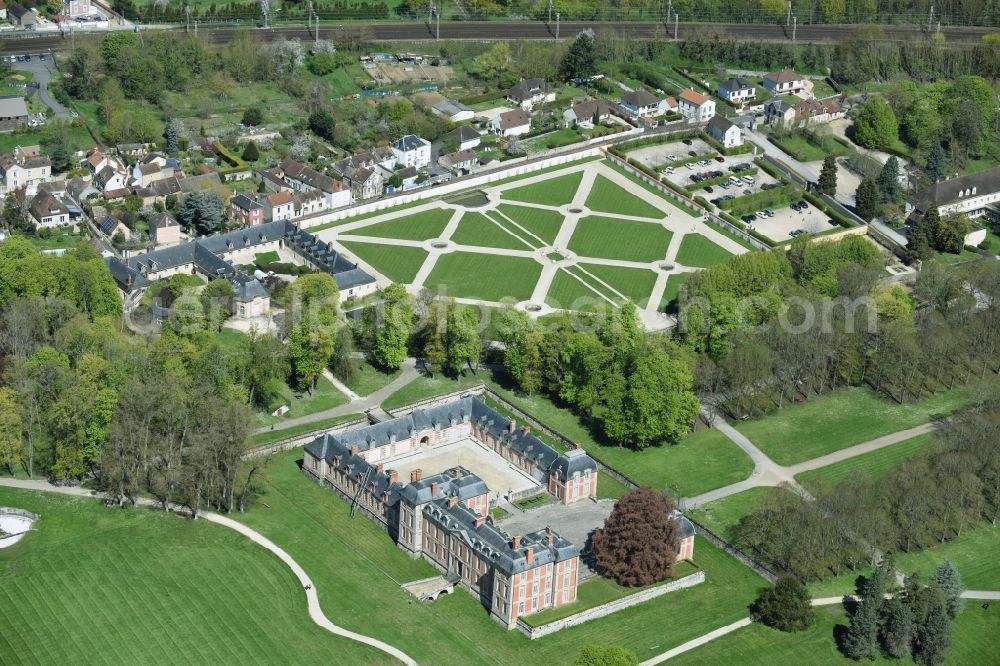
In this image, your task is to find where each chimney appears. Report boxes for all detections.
[376,463,384,474]
[350,445,359,456]
[475,515,486,528]
[513,535,521,549]
[522,426,531,435]
[431,482,439,497]
[508,419,516,434]
[525,548,534,566]
[453,468,462,478]
[546,526,553,545]
[389,470,398,484]
[414,469,422,482]
[448,496,458,508]
[410,470,419,483]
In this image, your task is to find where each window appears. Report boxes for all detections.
[518,602,524,614]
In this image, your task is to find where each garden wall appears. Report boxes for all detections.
[516,571,705,639]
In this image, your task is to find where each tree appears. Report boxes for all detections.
[445,303,482,375]
[881,597,914,659]
[591,487,682,587]
[935,214,972,255]
[925,143,947,183]
[559,33,597,82]
[308,51,339,76]
[242,141,260,162]
[308,109,336,141]
[372,284,413,371]
[914,597,951,666]
[200,279,235,331]
[241,107,264,127]
[750,577,814,632]
[573,645,639,666]
[0,388,22,475]
[855,177,880,222]
[854,97,898,151]
[474,41,512,87]
[876,156,901,202]
[841,563,889,660]
[164,118,181,156]
[909,204,940,261]
[176,190,226,235]
[817,155,838,195]
[933,561,965,617]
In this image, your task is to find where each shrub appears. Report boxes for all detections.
[751,577,815,632]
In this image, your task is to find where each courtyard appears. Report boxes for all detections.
[382,438,540,499]
[315,159,749,328]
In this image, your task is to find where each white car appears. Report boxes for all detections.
[742,176,755,184]
[667,154,678,161]
[685,163,694,170]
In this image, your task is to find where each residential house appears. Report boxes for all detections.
[562,99,611,129]
[618,90,670,120]
[99,216,131,240]
[391,135,431,169]
[67,177,98,203]
[29,191,70,228]
[909,166,1000,246]
[85,147,111,175]
[278,158,353,208]
[63,0,91,17]
[678,89,716,122]
[438,148,477,173]
[0,96,28,126]
[94,165,128,193]
[115,143,148,159]
[506,78,555,110]
[331,153,392,201]
[264,191,294,222]
[8,3,37,28]
[791,97,845,125]
[718,78,756,104]
[131,160,174,188]
[230,193,265,227]
[0,1,7,20]
[707,115,743,149]
[38,180,66,198]
[293,190,330,218]
[490,109,531,138]
[149,212,181,246]
[0,145,50,194]
[431,99,474,122]
[764,99,796,127]
[762,70,807,96]
[443,125,481,152]
[387,166,422,193]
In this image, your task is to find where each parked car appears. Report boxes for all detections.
[798,200,809,208]
[682,139,693,145]
[719,182,729,190]
[790,229,806,237]
[791,202,802,211]
[690,174,703,182]
[743,189,752,196]
[711,198,723,206]
[39,54,46,61]
[688,150,698,157]
[715,156,725,163]
[742,176,755,184]
[667,154,678,161]
[704,186,714,193]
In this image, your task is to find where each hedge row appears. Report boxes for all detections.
[803,192,858,228]
[618,157,703,217]
[608,129,700,157]
[720,183,801,216]
[685,167,760,192]
[700,131,755,156]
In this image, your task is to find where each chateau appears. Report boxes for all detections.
[302,396,600,628]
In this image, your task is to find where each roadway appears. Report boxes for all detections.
[0,20,994,54]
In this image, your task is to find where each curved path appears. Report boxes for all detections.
[0,477,417,666]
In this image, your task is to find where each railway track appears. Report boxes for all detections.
[0,20,993,53]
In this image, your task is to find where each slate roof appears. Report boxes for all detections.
[507,78,551,102]
[496,109,530,131]
[719,77,754,93]
[620,89,659,108]
[231,193,264,212]
[392,134,430,152]
[568,99,611,120]
[445,125,480,145]
[29,191,68,220]
[913,166,1000,212]
[433,99,472,117]
[673,511,697,539]
[150,212,179,229]
[439,148,476,169]
[279,158,339,193]
[707,115,737,134]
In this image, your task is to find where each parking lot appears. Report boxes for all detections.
[669,159,780,197]
[627,137,716,170]
[747,203,837,242]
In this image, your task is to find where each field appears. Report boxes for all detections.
[256,375,349,426]
[313,160,740,314]
[771,131,854,162]
[688,487,778,541]
[795,432,936,494]
[339,359,402,396]
[734,384,983,466]
[0,486,382,664]
[670,604,1000,666]
[231,447,770,666]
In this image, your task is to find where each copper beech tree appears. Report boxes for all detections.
[591,487,681,587]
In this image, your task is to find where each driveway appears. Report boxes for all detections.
[10,56,72,118]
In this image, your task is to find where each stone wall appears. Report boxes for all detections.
[516,571,706,639]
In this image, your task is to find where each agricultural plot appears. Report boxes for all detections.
[315,160,745,318]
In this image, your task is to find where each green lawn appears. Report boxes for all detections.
[234,451,769,666]
[26,229,92,252]
[381,372,487,410]
[675,233,733,268]
[494,204,566,246]
[449,211,533,251]
[568,215,672,262]
[500,171,584,207]
[931,246,985,265]
[338,359,402,397]
[254,250,280,264]
[795,432,936,494]
[603,160,702,218]
[576,263,658,305]
[660,273,691,311]
[349,208,453,241]
[424,253,542,302]
[671,603,1000,666]
[545,267,621,309]
[0,487,381,665]
[256,375,350,426]
[771,132,853,162]
[248,413,364,447]
[340,241,429,283]
[597,471,632,500]
[525,128,586,151]
[704,219,759,251]
[734,384,983,466]
[522,561,700,627]
[585,174,666,219]
[981,228,1000,255]
[688,487,778,541]
[513,492,551,510]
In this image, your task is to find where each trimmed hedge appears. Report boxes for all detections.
[685,167,759,192]
[803,192,858,228]
[720,183,801,216]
